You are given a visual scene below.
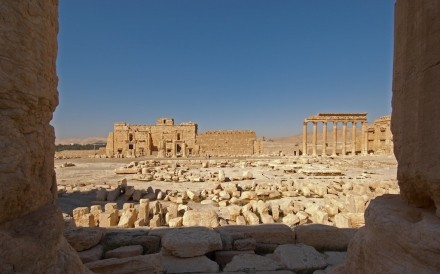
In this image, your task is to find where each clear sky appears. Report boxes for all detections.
[54,1,395,139]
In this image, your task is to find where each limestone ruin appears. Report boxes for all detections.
[302,113,392,156]
[105,117,262,158]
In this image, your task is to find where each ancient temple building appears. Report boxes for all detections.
[367,115,393,154]
[302,113,393,156]
[303,113,368,156]
[105,118,261,158]
[106,118,198,158]
[302,112,393,156]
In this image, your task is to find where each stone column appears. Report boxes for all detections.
[0,1,86,272]
[351,122,356,155]
[312,122,318,156]
[182,142,187,158]
[322,122,327,156]
[172,140,177,158]
[302,122,308,156]
[362,122,368,155]
[332,121,338,156]
[342,122,347,155]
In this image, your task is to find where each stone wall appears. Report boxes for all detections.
[197,130,257,156]
[0,0,86,272]
[367,115,393,155]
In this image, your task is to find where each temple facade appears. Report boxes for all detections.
[105,118,261,158]
[302,113,393,156]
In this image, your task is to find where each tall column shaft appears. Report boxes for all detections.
[302,122,308,156]
[351,122,356,155]
[332,121,338,156]
[342,122,347,155]
[322,122,327,156]
[362,122,368,155]
[312,122,318,156]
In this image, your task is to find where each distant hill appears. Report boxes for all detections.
[55,136,107,145]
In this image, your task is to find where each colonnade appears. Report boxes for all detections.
[302,120,368,156]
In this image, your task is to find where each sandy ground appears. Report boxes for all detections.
[56,155,398,217]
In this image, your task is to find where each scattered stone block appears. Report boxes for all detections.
[78,244,103,264]
[183,209,219,228]
[85,254,164,273]
[295,224,357,251]
[105,245,144,259]
[64,227,103,252]
[234,238,257,251]
[214,250,255,268]
[273,244,327,272]
[162,227,222,258]
[161,255,219,273]
[223,254,283,272]
[118,208,138,228]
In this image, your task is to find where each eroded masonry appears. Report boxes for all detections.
[106,118,262,158]
[302,113,392,156]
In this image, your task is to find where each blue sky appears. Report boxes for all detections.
[54,1,395,139]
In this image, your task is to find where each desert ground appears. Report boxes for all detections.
[56,154,398,221]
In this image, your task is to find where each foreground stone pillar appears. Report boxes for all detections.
[302,122,308,156]
[341,1,440,273]
[351,122,356,155]
[312,122,317,156]
[341,122,347,155]
[322,122,327,156]
[0,1,86,272]
[392,0,440,213]
[332,121,337,156]
[344,195,440,273]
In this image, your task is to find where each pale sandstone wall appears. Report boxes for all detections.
[0,1,85,272]
[197,130,257,156]
[367,116,393,154]
[392,0,440,213]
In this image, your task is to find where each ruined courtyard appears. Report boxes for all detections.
[54,153,398,272]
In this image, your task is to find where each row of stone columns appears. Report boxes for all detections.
[302,121,368,156]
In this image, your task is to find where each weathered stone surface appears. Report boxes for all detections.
[234,238,257,251]
[215,224,295,245]
[182,209,219,228]
[343,195,440,273]
[78,244,104,264]
[392,0,440,215]
[295,224,356,251]
[324,251,346,267]
[101,230,160,255]
[105,245,144,259]
[100,203,119,227]
[223,254,283,272]
[161,227,222,258]
[85,254,164,274]
[0,205,86,273]
[118,208,138,228]
[168,217,183,228]
[0,1,58,225]
[0,1,86,272]
[64,227,103,252]
[274,244,327,272]
[161,255,219,273]
[214,250,255,268]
